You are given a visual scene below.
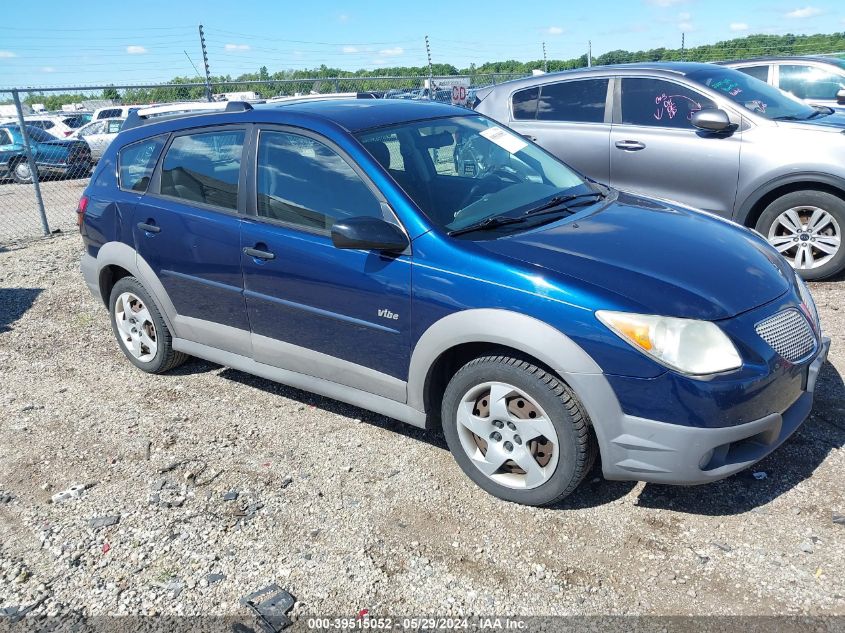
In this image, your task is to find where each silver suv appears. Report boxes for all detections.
[475,62,845,280]
[721,56,845,112]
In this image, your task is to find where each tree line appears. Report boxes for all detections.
[13,31,845,110]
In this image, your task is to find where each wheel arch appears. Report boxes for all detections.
[408,309,607,427]
[92,241,178,333]
[735,172,845,229]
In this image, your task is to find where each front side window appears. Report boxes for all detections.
[356,115,588,235]
[256,130,382,230]
[82,121,105,136]
[0,129,10,145]
[537,79,608,122]
[620,78,715,129]
[735,65,769,82]
[119,135,166,192]
[778,64,845,101]
[160,129,244,210]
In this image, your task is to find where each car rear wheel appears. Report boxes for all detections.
[441,353,596,506]
[11,159,35,184]
[108,277,188,374]
[756,190,845,280]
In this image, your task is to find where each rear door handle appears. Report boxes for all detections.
[522,134,538,142]
[137,221,160,233]
[243,246,275,260]
[615,140,646,151]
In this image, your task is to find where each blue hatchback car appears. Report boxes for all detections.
[78,99,830,505]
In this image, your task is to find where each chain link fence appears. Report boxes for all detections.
[0,73,527,247]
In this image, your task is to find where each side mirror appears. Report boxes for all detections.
[331,216,408,253]
[837,88,845,104]
[691,108,735,133]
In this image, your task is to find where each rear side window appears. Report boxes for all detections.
[538,79,608,122]
[620,78,715,129]
[119,135,166,192]
[160,130,244,210]
[98,108,121,120]
[512,87,540,120]
[736,65,769,82]
[256,130,382,231]
[106,120,123,134]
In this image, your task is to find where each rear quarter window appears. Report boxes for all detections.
[119,135,167,193]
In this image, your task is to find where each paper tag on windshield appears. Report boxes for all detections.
[479,126,527,154]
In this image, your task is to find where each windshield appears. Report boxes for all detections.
[687,67,818,120]
[355,115,588,234]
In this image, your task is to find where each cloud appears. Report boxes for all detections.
[785,6,822,18]
[678,11,691,20]
[646,0,686,6]
[379,47,404,57]
[730,22,749,31]
[372,59,388,66]
[342,45,359,54]
[126,45,147,54]
[41,66,55,73]
[224,43,250,52]
[545,26,564,35]
[338,13,350,22]
[0,50,16,58]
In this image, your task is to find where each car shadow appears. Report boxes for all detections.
[172,355,842,515]
[0,287,42,334]
[634,360,845,515]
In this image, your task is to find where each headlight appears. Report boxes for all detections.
[796,276,821,333]
[596,311,742,376]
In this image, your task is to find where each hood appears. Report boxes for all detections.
[476,192,792,320]
[777,110,845,132]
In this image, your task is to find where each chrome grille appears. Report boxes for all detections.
[755,309,816,362]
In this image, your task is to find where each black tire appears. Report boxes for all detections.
[108,276,188,374]
[755,190,845,281]
[10,158,35,185]
[441,353,596,506]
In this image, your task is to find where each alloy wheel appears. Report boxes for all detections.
[455,381,559,490]
[767,206,841,270]
[113,292,158,362]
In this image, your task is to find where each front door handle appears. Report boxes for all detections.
[137,221,161,233]
[243,246,275,260]
[522,134,538,142]
[615,140,646,151]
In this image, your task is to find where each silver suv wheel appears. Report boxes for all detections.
[455,381,559,490]
[113,291,158,363]
[767,205,841,270]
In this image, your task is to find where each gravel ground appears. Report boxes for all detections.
[0,234,843,624]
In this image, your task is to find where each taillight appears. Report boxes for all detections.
[76,195,89,229]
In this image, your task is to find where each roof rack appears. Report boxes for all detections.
[122,100,255,131]
[266,92,378,104]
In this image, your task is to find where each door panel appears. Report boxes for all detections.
[241,220,411,381]
[610,77,741,216]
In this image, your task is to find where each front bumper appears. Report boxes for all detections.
[599,336,830,484]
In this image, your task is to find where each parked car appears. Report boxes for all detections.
[22,115,76,138]
[91,105,142,121]
[59,112,93,130]
[71,117,125,162]
[0,124,92,183]
[78,99,828,506]
[720,56,845,112]
[475,62,845,280]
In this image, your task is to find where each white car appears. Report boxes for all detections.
[71,117,125,162]
[91,105,142,121]
[22,115,76,138]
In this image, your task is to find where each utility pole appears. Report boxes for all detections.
[681,32,685,61]
[425,35,433,100]
[587,40,592,67]
[542,42,548,72]
[198,24,212,102]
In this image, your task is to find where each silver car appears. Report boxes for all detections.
[475,62,845,280]
[721,56,845,112]
[71,117,125,162]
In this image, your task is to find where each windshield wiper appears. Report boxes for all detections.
[448,191,606,237]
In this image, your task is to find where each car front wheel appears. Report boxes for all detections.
[757,190,844,280]
[441,353,596,506]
